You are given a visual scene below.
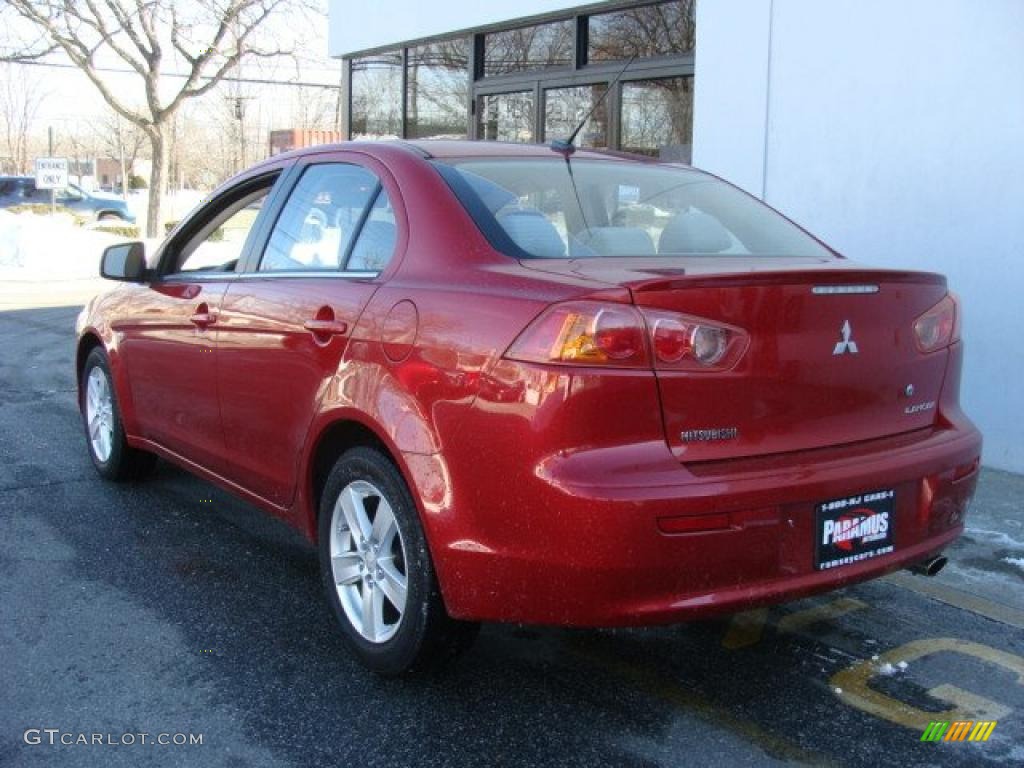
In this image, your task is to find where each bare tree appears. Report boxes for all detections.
[291,84,335,131]
[1,1,309,236]
[90,109,148,182]
[0,63,46,174]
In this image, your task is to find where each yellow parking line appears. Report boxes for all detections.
[722,608,769,649]
[722,598,867,650]
[884,571,1024,631]
[776,598,868,635]
[830,638,1020,729]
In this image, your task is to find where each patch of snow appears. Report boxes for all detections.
[0,210,122,281]
[966,527,1024,549]
[878,662,897,676]
[897,661,908,670]
[1003,556,1024,572]
[871,654,879,661]
[834,687,842,695]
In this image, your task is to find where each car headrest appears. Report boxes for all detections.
[497,209,566,258]
[348,220,397,271]
[460,169,518,213]
[577,227,655,256]
[658,210,733,254]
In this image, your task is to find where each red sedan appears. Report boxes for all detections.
[77,140,981,674]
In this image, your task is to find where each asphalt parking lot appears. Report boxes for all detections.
[1,304,1022,768]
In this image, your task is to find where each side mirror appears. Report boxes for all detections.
[100,241,147,282]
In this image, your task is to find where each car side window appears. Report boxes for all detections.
[346,189,397,272]
[17,180,40,200]
[170,188,271,274]
[57,186,84,203]
[259,164,378,273]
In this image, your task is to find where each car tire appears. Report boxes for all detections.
[318,446,478,675]
[80,347,156,481]
[98,212,120,221]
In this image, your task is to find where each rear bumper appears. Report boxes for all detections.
[431,415,982,626]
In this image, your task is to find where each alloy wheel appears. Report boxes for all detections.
[329,480,408,643]
[85,366,114,463]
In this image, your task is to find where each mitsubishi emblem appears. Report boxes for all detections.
[833,320,859,355]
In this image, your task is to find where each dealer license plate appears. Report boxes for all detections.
[815,490,895,571]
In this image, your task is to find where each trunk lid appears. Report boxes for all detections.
[523,257,950,462]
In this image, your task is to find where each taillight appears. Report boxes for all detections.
[914,293,960,353]
[504,301,648,367]
[505,301,747,371]
[642,310,747,370]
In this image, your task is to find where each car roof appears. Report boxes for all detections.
[250,139,656,171]
[397,139,645,162]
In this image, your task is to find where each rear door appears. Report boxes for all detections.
[216,155,400,507]
[113,172,282,471]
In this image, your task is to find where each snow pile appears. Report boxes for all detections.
[1003,556,1024,572]
[876,659,909,675]
[0,210,123,281]
[967,526,1024,549]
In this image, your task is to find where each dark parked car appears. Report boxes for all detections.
[76,140,980,674]
[0,175,136,223]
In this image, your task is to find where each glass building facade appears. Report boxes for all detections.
[346,0,696,162]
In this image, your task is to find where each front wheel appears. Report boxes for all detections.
[318,447,478,675]
[80,347,156,481]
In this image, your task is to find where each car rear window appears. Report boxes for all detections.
[434,158,834,260]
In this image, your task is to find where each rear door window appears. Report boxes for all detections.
[259,164,380,272]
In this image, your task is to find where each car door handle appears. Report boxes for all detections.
[189,302,217,328]
[189,311,217,327]
[303,319,348,336]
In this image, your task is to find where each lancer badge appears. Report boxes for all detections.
[833,320,859,355]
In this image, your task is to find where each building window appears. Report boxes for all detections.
[620,76,693,162]
[406,40,470,139]
[588,1,696,62]
[351,51,403,139]
[543,84,609,147]
[477,91,535,143]
[344,1,696,157]
[483,19,574,76]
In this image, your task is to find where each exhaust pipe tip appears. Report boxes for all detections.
[908,555,948,577]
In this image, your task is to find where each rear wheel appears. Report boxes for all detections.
[80,347,156,481]
[318,447,478,675]
[97,212,121,221]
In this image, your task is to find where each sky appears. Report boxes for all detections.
[1,1,342,149]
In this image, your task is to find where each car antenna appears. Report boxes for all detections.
[550,55,636,155]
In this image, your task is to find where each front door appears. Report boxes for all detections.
[114,175,279,472]
[216,157,400,506]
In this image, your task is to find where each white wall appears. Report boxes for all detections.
[328,0,586,56]
[692,0,772,196]
[695,0,1024,473]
